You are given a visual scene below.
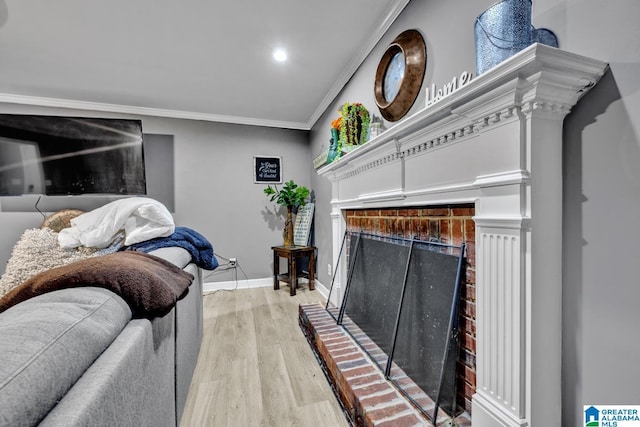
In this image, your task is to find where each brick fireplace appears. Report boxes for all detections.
[313,45,607,426]
[344,206,477,415]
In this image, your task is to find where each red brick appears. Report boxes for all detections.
[354,383,395,400]
[429,219,440,238]
[348,373,385,388]
[388,218,397,236]
[459,379,476,399]
[334,352,365,364]
[368,218,377,233]
[379,209,398,216]
[407,208,420,217]
[464,219,476,242]
[452,218,464,246]
[462,286,477,306]
[342,365,378,379]
[461,349,476,367]
[460,316,476,337]
[452,206,474,216]
[466,300,476,318]
[318,331,347,341]
[466,283,476,301]
[462,332,476,353]
[366,209,380,217]
[330,346,362,357]
[375,413,425,427]
[466,242,476,265]
[313,322,339,330]
[323,337,351,347]
[466,268,476,284]
[324,340,352,350]
[439,219,450,241]
[399,219,409,239]
[421,207,449,216]
[365,402,413,424]
[410,219,420,239]
[465,364,476,388]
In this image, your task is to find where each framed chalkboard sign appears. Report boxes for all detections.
[293,203,315,246]
[254,156,282,183]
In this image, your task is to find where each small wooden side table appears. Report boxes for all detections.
[272,245,316,296]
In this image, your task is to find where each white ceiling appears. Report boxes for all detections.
[0,0,409,130]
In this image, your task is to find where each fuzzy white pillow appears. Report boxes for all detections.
[0,228,105,297]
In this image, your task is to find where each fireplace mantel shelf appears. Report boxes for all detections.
[318,43,607,183]
[319,43,607,427]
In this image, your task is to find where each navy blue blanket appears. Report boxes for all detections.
[126,227,218,270]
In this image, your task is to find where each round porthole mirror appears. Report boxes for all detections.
[374,29,427,122]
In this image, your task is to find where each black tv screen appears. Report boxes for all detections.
[0,114,146,196]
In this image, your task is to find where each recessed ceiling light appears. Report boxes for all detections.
[273,49,287,62]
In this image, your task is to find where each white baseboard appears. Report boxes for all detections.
[203,277,272,293]
[203,277,331,300]
[314,280,330,301]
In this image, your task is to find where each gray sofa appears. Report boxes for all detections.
[0,247,203,427]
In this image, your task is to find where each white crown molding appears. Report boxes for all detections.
[305,0,411,129]
[0,93,310,130]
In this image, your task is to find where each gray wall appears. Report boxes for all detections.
[0,104,310,283]
[309,0,640,425]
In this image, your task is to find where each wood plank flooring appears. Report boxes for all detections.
[180,286,350,427]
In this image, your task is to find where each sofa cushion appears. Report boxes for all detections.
[0,287,131,427]
[149,246,192,269]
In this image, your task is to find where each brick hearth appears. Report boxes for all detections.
[299,303,472,427]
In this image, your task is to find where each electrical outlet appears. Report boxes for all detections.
[229,257,237,267]
[327,263,332,276]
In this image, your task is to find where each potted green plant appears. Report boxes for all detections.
[264,180,310,246]
[339,102,370,149]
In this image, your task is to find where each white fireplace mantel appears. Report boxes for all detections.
[318,44,607,427]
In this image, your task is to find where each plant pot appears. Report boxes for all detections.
[327,128,340,163]
[283,207,294,246]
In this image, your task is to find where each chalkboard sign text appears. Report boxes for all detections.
[254,156,282,183]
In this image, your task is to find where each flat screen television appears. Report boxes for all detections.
[0,114,146,196]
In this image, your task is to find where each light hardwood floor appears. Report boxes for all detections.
[180,286,350,427]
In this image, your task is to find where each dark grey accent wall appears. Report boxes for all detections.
[143,133,175,212]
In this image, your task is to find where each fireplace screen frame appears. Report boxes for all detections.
[326,231,466,422]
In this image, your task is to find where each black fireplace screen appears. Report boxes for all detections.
[326,231,466,422]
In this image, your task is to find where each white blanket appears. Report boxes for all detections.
[58,197,175,248]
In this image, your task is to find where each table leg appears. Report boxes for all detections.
[290,255,297,296]
[273,251,279,290]
[309,249,315,291]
